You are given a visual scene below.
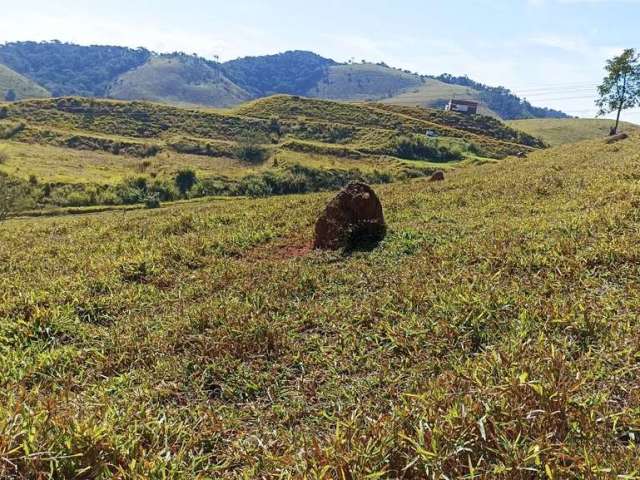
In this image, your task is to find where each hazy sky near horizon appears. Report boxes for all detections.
[2,0,639,119]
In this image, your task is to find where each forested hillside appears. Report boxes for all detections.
[224,50,336,96]
[0,41,569,119]
[0,41,151,96]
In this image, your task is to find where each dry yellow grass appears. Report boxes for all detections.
[1,133,640,477]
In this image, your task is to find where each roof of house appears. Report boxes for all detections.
[448,99,479,106]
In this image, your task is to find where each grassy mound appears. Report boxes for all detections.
[234,95,541,155]
[1,133,639,477]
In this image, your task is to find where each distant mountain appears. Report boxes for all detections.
[0,41,569,119]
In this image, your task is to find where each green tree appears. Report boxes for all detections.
[4,90,17,102]
[596,48,640,135]
[175,169,197,196]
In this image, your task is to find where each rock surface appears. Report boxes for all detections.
[430,170,445,182]
[314,182,386,250]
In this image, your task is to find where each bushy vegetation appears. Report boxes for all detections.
[233,131,271,163]
[393,134,464,161]
[175,169,197,195]
[0,146,8,164]
[1,134,639,477]
[0,172,36,217]
[236,96,538,158]
[0,161,430,214]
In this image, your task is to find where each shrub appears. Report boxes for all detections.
[145,195,161,209]
[192,177,232,197]
[393,135,463,162]
[64,191,93,207]
[148,178,179,201]
[112,177,148,205]
[268,116,282,135]
[234,131,271,164]
[238,175,272,197]
[175,169,197,196]
[0,122,25,140]
[326,125,353,143]
[0,174,14,220]
[96,190,120,205]
[0,173,37,217]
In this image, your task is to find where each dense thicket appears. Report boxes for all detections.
[435,74,569,120]
[0,41,151,96]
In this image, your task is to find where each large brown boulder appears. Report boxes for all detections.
[314,182,386,250]
[430,170,445,182]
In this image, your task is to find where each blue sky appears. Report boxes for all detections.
[2,0,639,119]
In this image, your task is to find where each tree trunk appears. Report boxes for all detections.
[613,75,628,135]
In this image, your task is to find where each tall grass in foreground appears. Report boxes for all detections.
[1,134,639,477]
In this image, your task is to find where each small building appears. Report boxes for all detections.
[445,99,479,115]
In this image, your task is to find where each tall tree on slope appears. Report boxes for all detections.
[596,49,640,135]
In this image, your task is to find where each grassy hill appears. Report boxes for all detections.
[2,132,639,477]
[107,55,252,108]
[308,63,423,101]
[508,117,640,146]
[0,64,50,100]
[1,95,543,210]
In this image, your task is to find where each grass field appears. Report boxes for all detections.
[0,140,444,186]
[508,117,640,146]
[1,132,639,477]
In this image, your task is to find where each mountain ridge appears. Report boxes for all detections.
[0,41,569,120]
